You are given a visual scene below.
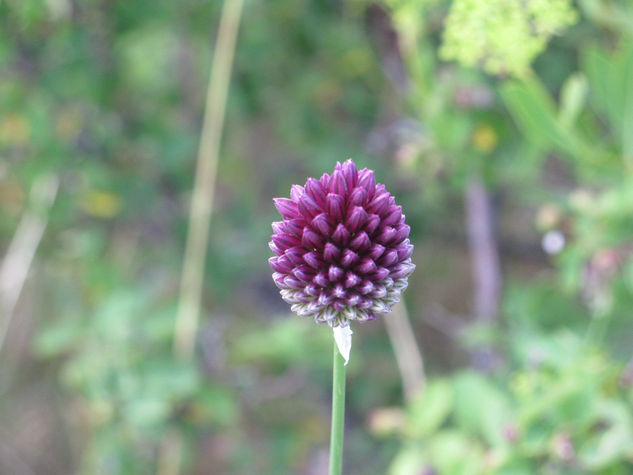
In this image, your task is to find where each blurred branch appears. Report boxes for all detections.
[163,0,244,473]
[157,430,184,475]
[174,0,244,360]
[366,5,427,404]
[384,300,426,402]
[0,440,36,475]
[243,368,309,405]
[465,177,502,323]
[0,175,59,354]
[465,177,504,372]
[424,302,468,338]
[578,0,633,35]
[365,5,410,93]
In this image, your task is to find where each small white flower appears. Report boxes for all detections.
[542,230,565,255]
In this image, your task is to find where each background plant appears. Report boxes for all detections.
[1,0,633,473]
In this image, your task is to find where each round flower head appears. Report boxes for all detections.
[269,159,415,328]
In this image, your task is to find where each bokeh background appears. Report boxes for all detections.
[1,0,633,473]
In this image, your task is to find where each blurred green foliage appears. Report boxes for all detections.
[2,0,633,474]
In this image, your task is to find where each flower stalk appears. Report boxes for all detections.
[329,339,346,475]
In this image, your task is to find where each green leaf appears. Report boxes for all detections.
[578,400,633,469]
[583,44,614,124]
[583,41,633,158]
[429,430,484,475]
[195,385,239,426]
[613,42,633,159]
[33,318,82,357]
[559,73,588,128]
[406,379,453,437]
[453,372,513,447]
[500,79,570,151]
[123,396,171,431]
[142,359,200,400]
[388,443,426,475]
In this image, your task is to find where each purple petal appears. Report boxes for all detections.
[314,272,328,287]
[323,242,341,262]
[285,247,305,265]
[333,283,346,298]
[284,219,304,237]
[358,280,374,295]
[318,292,333,306]
[269,241,283,256]
[367,192,391,216]
[298,193,321,218]
[305,178,326,207]
[349,187,367,207]
[283,275,303,289]
[328,265,344,282]
[302,227,325,250]
[320,173,331,189]
[293,265,314,282]
[358,297,373,309]
[329,170,347,195]
[371,286,387,299]
[380,249,399,267]
[290,185,305,202]
[333,300,346,312]
[376,226,397,245]
[306,284,320,296]
[357,169,376,196]
[274,198,299,219]
[303,251,323,269]
[345,272,362,288]
[332,223,351,246]
[397,242,414,261]
[345,206,367,233]
[326,193,344,221]
[272,233,300,250]
[340,249,359,267]
[349,231,371,252]
[355,258,377,274]
[381,206,402,227]
[271,221,284,235]
[368,243,386,260]
[371,267,390,280]
[391,225,410,245]
[346,292,361,306]
[390,262,415,279]
[311,213,332,236]
[272,272,286,288]
[364,214,381,234]
[269,256,289,273]
[341,159,358,189]
[296,291,312,303]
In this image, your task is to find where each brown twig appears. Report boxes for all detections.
[173,0,244,360]
[424,302,468,338]
[161,0,244,473]
[384,300,426,402]
[0,175,59,354]
[465,177,502,323]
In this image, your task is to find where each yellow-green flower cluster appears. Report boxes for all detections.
[440,0,578,77]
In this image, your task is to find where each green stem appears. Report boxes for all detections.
[329,340,346,475]
[584,312,612,349]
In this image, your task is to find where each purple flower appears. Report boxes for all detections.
[269,159,415,327]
